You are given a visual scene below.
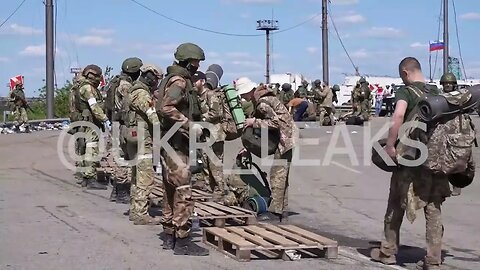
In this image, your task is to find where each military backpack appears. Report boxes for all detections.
[104,75,124,121]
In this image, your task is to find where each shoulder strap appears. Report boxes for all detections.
[403,85,425,122]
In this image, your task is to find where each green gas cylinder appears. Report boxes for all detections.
[223,84,246,129]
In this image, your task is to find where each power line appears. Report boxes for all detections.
[452,0,468,80]
[0,0,28,29]
[128,0,321,37]
[327,7,358,74]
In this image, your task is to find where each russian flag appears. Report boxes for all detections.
[429,41,444,52]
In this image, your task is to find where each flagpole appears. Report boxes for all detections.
[429,48,433,82]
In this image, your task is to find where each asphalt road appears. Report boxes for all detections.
[1,117,479,270]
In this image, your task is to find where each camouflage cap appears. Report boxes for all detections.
[140,64,163,78]
[174,43,205,61]
[440,72,457,85]
[82,64,102,77]
[122,57,143,73]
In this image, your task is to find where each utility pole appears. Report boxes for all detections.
[45,0,54,118]
[257,20,279,84]
[443,0,449,75]
[322,0,329,85]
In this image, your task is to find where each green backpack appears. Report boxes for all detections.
[104,75,122,121]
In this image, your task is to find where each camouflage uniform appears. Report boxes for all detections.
[360,83,371,121]
[75,66,110,189]
[126,76,161,224]
[352,84,362,114]
[108,75,134,203]
[278,83,294,106]
[372,82,451,268]
[315,85,334,125]
[158,64,197,239]
[295,82,308,98]
[69,75,86,181]
[9,85,29,128]
[251,87,298,216]
[198,87,226,196]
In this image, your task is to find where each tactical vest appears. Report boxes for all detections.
[125,81,153,128]
[157,69,201,128]
[74,80,104,125]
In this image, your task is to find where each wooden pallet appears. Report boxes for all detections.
[203,223,338,261]
[195,201,257,227]
[149,186,214,205]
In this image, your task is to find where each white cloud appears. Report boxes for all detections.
[0,24,42,35]
[336,13,366,24]
[226,52,251,58]
[306,47,319,54]
[19,44,63,57]
[461,12,480,20]
[330,0,359,5]
[351,49,369,59]
[363,27,403,38]
[89,28,115,35]
[410,42,428,49]
[0,57,9,62]
[72,35,113,46]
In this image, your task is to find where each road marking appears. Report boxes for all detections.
[331,161,362,174]
[339,247,407,270]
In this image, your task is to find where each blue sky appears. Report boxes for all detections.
[1,0,480,96]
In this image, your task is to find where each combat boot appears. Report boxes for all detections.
[416,260,441,270]
[258,212,282,223]
[116,184,130,204]
[109,183,117,202]
[370,248,397,265]
[162,233,176,250]
[86,179,108,190]
[451,187,461,196]
[173,237,209,256]
[133,214,161,225]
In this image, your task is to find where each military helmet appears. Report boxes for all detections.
[282,83,292,90]
[359,77,366,83]
[140,64,163,78]
[314,79,322,86]
[440,73,457,85]
[82,64,102,77]
[332,84,340,91]
[122,57,143,73]
[174,43,205,62]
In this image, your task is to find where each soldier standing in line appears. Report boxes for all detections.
[106,57,143,204]
[315,82,334,126]
[74,65,112,189]
[124,64,163,225]
[157,43,209,256]
[278,83,294,107]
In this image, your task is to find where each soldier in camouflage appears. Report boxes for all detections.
[351,80,362,115]
[370,57,450,270]
[9,81,29,132]
[157,43,209,256]
[239,81,298,222]
[295,80,309,98]
[108,57,143,204]
[440,72,462,197]
[194,71,227,199]
[278,83,295,106]
[125,64,163,225]
[315,82,334,126]
[359,77,372,121]
[74,65,111,190]
[69,72,86,184]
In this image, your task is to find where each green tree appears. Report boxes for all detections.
[26,81,73,120]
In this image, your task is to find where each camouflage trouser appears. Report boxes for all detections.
[268,149,292,214]
[109,132,131,185]
[128,138,154,217]
[75,136,86,171]
[161,146,193,238]
[361,100,370,121]
[205,141,225,194]
[318,107,333,126]
[83,126,101,179]
[380,169,447,265]
[13,107,28,126]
